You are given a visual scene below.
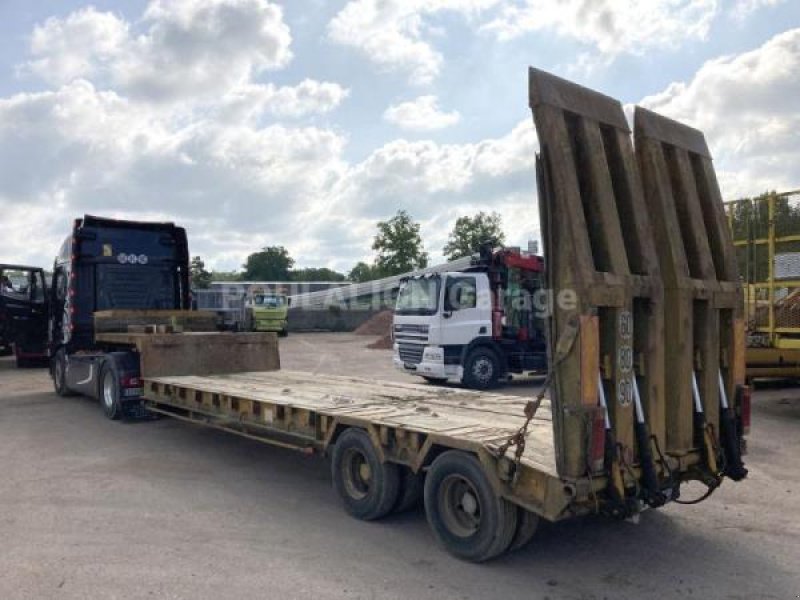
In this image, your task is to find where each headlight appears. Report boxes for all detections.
[423,347,444,361]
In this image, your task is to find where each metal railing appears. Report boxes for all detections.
[726,189,800,345]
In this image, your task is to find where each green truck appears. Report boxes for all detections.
[246,291,289,336]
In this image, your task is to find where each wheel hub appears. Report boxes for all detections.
[473,358,492,382]
[440,475,482,538]
[103,374,114,408]
[461,491,478,515]
[342,448,372,500]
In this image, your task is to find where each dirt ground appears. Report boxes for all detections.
[0,332,798,599]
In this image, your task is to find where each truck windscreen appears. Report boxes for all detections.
[95,264,178,310]
[395,277,440,316]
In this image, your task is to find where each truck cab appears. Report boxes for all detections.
[246,292,289,336]
[393,246,548,389]
[0,264,48,366]
[49,215,191,418]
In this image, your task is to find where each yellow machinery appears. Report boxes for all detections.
[726,190,800,379]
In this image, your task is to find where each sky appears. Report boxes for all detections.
[0,0,798,274]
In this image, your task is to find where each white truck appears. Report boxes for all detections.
[392,245,548,389]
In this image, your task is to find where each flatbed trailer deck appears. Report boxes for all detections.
[142,371,581,518]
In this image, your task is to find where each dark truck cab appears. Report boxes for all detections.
[0,264,48,366]
[49,215,190,417]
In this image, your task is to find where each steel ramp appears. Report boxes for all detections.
[529,68,744,486]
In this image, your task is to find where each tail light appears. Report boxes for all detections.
[740,385,751,436]
[120,375,141,388]
[590,410,606,473]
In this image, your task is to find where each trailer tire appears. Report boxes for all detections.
[424,450,518,562]
[53,349,75,397]
[393,467,424,513]
[331,428,400,521]
[508,507,540,552]
[463,348,501,390]
[100,366,122,420]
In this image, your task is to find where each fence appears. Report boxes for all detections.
[726,190,800,345]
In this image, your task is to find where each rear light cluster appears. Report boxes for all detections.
[589,411,606,473]
[740,385,752,436]
[120,375,141,388]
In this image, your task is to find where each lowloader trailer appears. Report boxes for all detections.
[54,69,749,562]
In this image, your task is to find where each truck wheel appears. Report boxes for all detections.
[100,367,122,420]
[279,329,288,338]
[508,507,540,552]
[52,349,74,397]
[394,467,424,513]
[424,450,518,562]
[332,428,400,521]
[463,348,501,389]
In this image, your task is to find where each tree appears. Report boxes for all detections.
[348,261,382,283]
[372,210,428,276]
[190,256,212,289]
[242,246,294,281]
[443,211,505,261]
[291,267,346,282]
[209,271,241,282]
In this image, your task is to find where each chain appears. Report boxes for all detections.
[496,315,580,479]
[495,369,554,467]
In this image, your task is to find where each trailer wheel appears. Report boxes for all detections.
[424,450,518,562]
[100,367,122,420]
[53,349,74,397]
[393,467,424,513]
[463,348,501,389]
[508,507,540,552]
[331,428,400,521]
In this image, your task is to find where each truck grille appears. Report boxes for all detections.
[398,343,424,365]
[394,324,429,344]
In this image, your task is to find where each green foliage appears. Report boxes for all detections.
[291,267,346,282]
[348,261,383,283]
[209,271,241,282]
[442,211,505,261]
[372,210,428,276]
[242,246,294,281]
[190,256,212,289]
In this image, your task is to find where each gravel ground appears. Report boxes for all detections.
[0,332,798,599]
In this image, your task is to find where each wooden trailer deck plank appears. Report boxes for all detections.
[145,371,559,476]
[227,372,554,422]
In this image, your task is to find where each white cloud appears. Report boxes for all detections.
[328,0,500,85]
[482,0,718,56]
[27,7,129,84]
[0,79,348,269]
[638,28,800,198]
[731,0,786,21]
[324,119,540,265]
[383,95,460,130]
[25,0,292,102]
[220,80,350,122]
